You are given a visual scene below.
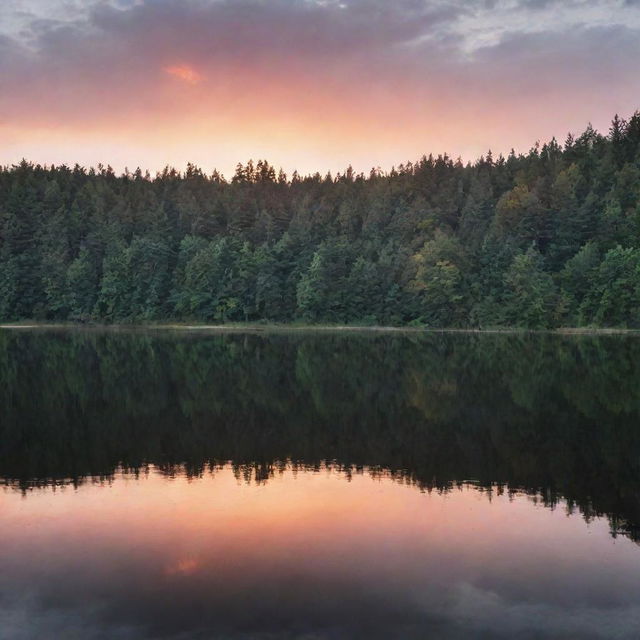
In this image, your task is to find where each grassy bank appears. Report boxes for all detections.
[1,321,640,336]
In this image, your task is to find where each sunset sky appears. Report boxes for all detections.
[1,0,640,176]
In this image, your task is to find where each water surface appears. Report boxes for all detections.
[1,329,640,639]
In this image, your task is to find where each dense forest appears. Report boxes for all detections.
[2,112,640,327]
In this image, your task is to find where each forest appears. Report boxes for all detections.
[1,112,640,327]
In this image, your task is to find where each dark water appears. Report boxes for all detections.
[1,329,640,639]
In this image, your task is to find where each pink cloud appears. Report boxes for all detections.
[164,64,202,85]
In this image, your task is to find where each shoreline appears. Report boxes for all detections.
[1,322,639,336]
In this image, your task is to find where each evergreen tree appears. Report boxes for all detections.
[0,112,639,328]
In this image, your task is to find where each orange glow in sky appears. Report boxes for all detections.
[1,0,639,176]
[164,64,202,85]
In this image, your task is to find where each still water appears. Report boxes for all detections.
[1,329,640,639]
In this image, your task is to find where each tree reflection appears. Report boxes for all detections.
[1,329,639,540]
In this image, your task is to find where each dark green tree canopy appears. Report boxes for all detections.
[1,113,640,328]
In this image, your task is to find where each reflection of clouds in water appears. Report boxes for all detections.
[0,593,138,640]
[5,332,640,640]
[2,483,640,639]
[4,582,640,640]
[448,582,640,639]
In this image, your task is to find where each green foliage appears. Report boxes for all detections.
[297,240,352,322]
[178,237,240,321]
[493,184,548,250]
[560,242,601,322]
[409,231,468,326]
[502,247,557,328]
[66,248,98,321]
[580,246,640,327]
[1,113,640,327]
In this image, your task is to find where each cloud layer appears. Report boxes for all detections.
[1,0,639,174]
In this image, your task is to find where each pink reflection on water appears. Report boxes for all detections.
[1,465,639,638]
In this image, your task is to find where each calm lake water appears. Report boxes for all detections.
[1,329,640,639]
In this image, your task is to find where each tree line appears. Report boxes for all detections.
[1,112,640,327]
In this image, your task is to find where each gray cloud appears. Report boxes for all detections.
[0,0,637,77]
[2,0,637,57]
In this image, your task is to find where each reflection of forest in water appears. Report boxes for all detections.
[1,329,639,541]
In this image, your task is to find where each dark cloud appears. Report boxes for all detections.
[2,1,639,86]
[83,0,462,62]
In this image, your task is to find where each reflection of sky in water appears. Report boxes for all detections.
[1,466,640,639]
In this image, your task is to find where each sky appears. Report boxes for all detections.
[1,0,640,177]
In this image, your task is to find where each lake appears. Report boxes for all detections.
[1,329,640,639]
